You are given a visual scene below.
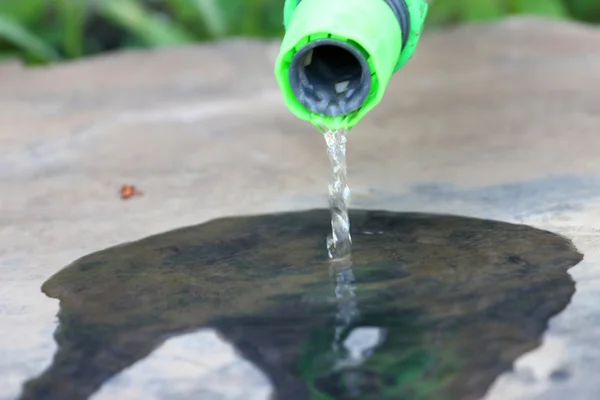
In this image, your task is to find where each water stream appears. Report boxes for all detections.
[324,130,376,378]
[324,129,352,259]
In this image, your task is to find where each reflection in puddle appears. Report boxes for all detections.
[20,210,582,400]
[328,257,385,377]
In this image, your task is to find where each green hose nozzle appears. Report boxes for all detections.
[274,0,428,131]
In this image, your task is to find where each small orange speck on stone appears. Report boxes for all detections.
[120,185,143,200]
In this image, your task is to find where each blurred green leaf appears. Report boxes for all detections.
[0,15,60,62]
[57,0,87,58]
[0,0,47,26]
[565,0,600,22]
[165,0,197,24]
[192,0,228,37]
[217,0,283,36]
[97,0,196,47]
[424,0,461,27]
[239,0,265,35]
[166,0,228,37]
[460,0,506,21]
[0,50,20,62]
[509,0,569,17]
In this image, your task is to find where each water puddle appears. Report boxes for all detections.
[20,210,582,400]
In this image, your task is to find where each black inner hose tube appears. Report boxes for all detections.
[288,39,372,116]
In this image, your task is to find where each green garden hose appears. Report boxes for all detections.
[274,0,428,131]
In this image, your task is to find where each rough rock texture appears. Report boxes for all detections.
[1,16,600,400]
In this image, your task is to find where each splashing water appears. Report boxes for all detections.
[324,129,351,259]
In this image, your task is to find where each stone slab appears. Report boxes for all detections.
[1,16,600,400]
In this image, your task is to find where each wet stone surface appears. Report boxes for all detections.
[20,210,581,400]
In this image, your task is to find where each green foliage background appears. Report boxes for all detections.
[0,0,599,65]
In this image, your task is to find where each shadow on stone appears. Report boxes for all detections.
[19,209,582,400]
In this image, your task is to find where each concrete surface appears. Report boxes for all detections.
[1,16,600,400]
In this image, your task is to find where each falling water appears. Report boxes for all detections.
[324,129,352,259]
[331,258,359,340]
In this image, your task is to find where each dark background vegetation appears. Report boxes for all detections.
[0,0,599,65]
